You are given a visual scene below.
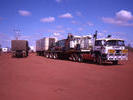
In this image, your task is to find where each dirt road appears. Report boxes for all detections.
[0,52,133,100]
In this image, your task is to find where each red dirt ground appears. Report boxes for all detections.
[0,52,133,100]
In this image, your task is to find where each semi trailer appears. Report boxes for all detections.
[36,37,57,56]
[11,40,29,57]
[36,32,128,65]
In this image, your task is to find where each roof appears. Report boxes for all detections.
[96,38,124,41]
[73,35,92,38]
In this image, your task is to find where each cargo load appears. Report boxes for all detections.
[36,32,128,65]
[69,35,93,51]
[36,37,57,56]
[11,40,29,51]
[11,40,29,57]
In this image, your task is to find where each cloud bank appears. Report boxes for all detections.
[59,13,73,18]
[18,10,31,16]
[102,10,133,26]
[40,17,55,23]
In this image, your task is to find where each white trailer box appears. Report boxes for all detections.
[36,37,57,52]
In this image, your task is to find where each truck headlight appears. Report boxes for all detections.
[122,49,128,53]
[108,49,115,53]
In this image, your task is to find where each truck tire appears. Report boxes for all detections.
[97,56,103,65]
[26,51,28,57]
[70,54,76,61]
[53,53,58,59]
[23,52,26,57]
[73,54,76,61]
[49,53,53,59]
[77,55,83,62]
[78,56,83,62]
[112,61,118,65]
[46,53,49,58]
[93,56,97,63]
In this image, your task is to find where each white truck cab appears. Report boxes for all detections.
[93,37,128,64]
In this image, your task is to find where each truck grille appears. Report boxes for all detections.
[115,54,121,56]
[115,50,121,56]
[116,50,121,54]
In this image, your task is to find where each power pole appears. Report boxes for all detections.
[13,29,21,40]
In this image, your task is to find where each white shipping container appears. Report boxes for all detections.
[36,40,41,51]
[36,37,57,51]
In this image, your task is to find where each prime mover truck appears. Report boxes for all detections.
[36,32,128,65]
[11,40,29,57]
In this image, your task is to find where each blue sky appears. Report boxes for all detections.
[0,0,133,47]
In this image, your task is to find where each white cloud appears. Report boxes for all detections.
[18,10,31,16]
[40,17,55,23]
[53,32,60,36]
[102,17,122,24]
[102,30,108,33]
[56,25,63,29]
[52,32,65,39]
[66,27,72,31]
[102,17,133,26]
[76,11,82,16]
[116,10,133,21]
[47,29,65,33]
[102,10,133,26]
[59,13,73,18]
[78,27,83,31]
[98,32,105,37]
[71,20,78,24]
[87,22,94,26]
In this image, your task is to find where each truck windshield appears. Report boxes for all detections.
[106,40,125,46]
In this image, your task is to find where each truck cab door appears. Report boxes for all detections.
[94,40,102,52]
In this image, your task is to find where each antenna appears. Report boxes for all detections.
[40,33,43,38]
[13,29,21,40]
[93,30,98,39]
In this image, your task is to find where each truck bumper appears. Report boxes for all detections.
[107,54,128,61]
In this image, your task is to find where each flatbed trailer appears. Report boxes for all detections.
[36,33,128,65]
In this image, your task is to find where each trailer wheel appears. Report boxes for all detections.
[22,51,26,57]
[68,55,72,61]
[97,56,103,65]
[73,54,76,61]
[70,54,75,61]
[53,54,56,59]
[50,53,53,59]
[77,56,83,62]
[93,56,97,63]
[26,51,28,57]
[46,53,49,58]
[73,57,76,61]
[53,53,58,59]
